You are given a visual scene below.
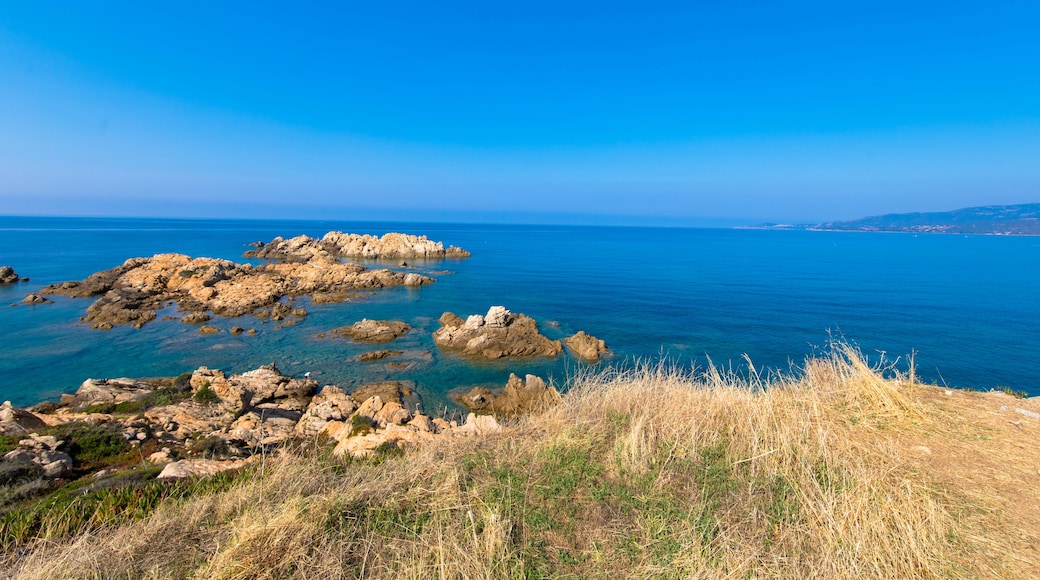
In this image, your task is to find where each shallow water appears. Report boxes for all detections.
[2,216,1038,408]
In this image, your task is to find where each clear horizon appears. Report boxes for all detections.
[2,2,1038,225]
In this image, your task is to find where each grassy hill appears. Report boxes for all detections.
[761,203,1040,235]
[3,346,1039,578]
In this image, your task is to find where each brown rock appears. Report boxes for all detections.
[565,331,610,362]
[330,319,411,342]
[21,293,52,305]
[41,252,434,329]
[294,385,357,436]
[433,306,562,359]
[246,232,471,261]
[0,266,22,284]
[350,381,412,406]
[454,373,561,416]
[198,325,220,335]
[181,311,210,324]
[357,349,404,362]
[230,326,245,335]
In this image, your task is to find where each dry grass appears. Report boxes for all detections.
[5,345,1039,578]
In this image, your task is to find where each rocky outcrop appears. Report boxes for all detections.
[565,331,610,362]
[20,293,52,305]
[0,266,21,284]
[454,374,561,416]
[2,434,73,478]
[0,401,47,434]
[41,253,433,329]
[433,306,562,359]
[329,319,411,343]
[245,232,471,261]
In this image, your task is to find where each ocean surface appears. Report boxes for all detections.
[2,216,1039,409]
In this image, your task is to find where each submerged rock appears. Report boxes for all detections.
[357,349,404,362]
[330,319,411,342]
[433,306,562,359]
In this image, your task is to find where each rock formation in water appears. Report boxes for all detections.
[245,231,471,261]
[329,319,412,342]
[565,331,610,362]
[0,266,22,284]
[454,373,561,416]
[432,306,562,359]
[40,253,433,329]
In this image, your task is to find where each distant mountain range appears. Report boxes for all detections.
[752,203,1040,236]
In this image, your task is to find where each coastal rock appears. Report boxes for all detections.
[350,381,413,406]
[226,406,302,446]
[157,459,248,480]
[0,401,48,433]
[198,325,220,335]
[41,252,434,329]
[294,386,357,436]
[456,413,503,435]
[433,306,562,359]
[357,349,403,362]
[565,331,610,362]
[72,378,155,409]
[21,293,52,305]
[330,319,411,343]
[245,232,471,261]
[0,266,20,284]
[454,374,561,416]
[181,311,210,324]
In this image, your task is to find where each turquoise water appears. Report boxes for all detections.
[2,216,1038,408]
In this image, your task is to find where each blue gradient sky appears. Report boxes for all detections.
[2,1,1038,225]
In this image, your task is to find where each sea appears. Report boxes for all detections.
[2,216,1038,410]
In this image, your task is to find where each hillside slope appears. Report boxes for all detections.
[762,203,1040,235]
[4,347,1039,578]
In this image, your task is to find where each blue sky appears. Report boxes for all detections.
[1,1,1038,225]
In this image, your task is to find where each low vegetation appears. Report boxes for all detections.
[2,345,1038,578]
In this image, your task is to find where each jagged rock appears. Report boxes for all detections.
[357,349,404,362]
[565,331,610,362]
[433,307,562,359]
[198,325,220,335]
[294,386,357,436]
[181,311,210,324]
[41,252,434,329]
[373,401,411,427]
[157,459,247,480]
[21,293,52,305]
[456,413,503,435]
[330,319,411,342]
[354,396,384,423]
[350,382,412,406]
[454,374,561,416]
[0,266,20,284]
[0,402,47,433]
[230,326,245,335]
[245,232,471,261]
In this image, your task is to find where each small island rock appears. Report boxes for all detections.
[433,306,562,359]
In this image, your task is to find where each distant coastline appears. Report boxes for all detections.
[747,203,1040,236]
